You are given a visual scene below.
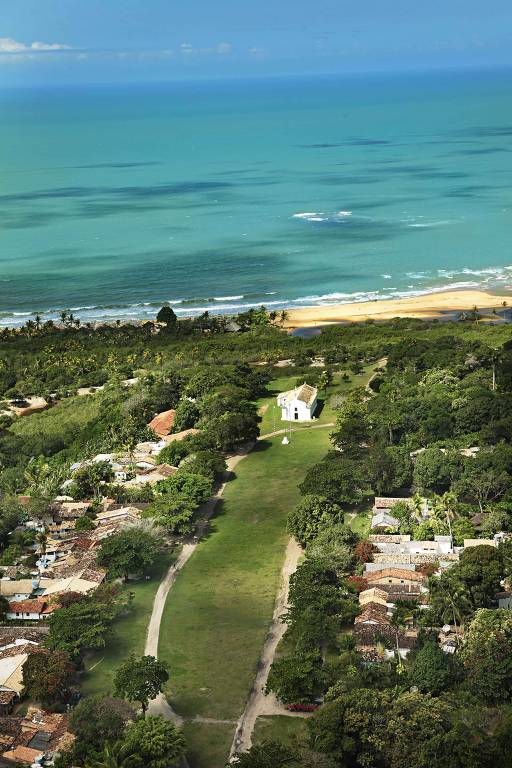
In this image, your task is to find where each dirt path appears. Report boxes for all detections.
[260,422,334,440]
[229,538,303,757]
[144,447,254,722]
[365,357,388,392]
[144,422,334,750]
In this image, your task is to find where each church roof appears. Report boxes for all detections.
[278,383,317,407]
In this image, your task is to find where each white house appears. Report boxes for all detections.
[6,599,54,621]
[277,383,318,421]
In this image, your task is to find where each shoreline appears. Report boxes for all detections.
[1,288,511,332]
[282,289,512,329]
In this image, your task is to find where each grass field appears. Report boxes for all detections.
[252,715,308,747]
[81,548,176,698]
[182,723,235,768]
[158,427,332,766]
[345,511,371,537]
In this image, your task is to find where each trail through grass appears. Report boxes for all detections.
[158,429,331,766]
[81,549,176,698]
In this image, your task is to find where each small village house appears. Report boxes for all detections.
[6,600,55,621]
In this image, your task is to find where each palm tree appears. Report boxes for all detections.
[430,492,457,539]
[279,309,289,326]
[36,528,48,560]
[390,602,413,672]
[24,460,68,499]
[429,576,471,635]
[410,493,424,522]
[24,319,36,336]
[34,314,42,331]
[85,742,138,768]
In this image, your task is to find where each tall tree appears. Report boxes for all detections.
[114,655,169,716]
[408,640,452,695]
[22,648,76,706]
[156,306,177,329]
[122,715,186,768]
[97,526,160,581]
[460,609,512,702]
[70,696,135,763]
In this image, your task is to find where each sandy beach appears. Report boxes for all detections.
[283,289,512,329]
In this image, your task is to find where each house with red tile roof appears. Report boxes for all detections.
[6,600,56,621]
[148,409,176,437]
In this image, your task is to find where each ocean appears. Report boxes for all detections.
[1,68,512,326]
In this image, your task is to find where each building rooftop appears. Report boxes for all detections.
[2,745,43,764]
[367,567,425,583]
[278,383,318,407]
[7,599,53,615]
[148,409,176,437]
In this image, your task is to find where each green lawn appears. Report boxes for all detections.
[252,715,308,747]
[257,363,378,435]
[158,428,332,765]
[81,549,176,698]
[181,723,235,768]
[345,511,371,537]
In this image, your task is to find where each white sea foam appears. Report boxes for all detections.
[2,261,511,329]
[292,210,352,223]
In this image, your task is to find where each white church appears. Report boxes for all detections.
[277,383,318,421]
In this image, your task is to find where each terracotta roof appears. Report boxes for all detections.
[359,587,388,605]
[163,428,200,443]
[0,566,26,579]
[357,600,388,615]
[353,624,418,649]
[374,497,409,509]
[2,746,43,764]
[57,502,90,519]
[0,629,48,646]
[148,409,176,437]
[355,607,391,625]
[0,715,20,738]
[0,690,17,706]
[367,567,425,583]
[73,538,96,551]
[0,581,34,598]
[154,463,178,478]
[0,643,38,661]
[7,600,49,615]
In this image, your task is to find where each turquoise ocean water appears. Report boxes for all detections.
[1,69,512,325]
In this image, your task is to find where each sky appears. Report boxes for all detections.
[1,0,512,86]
